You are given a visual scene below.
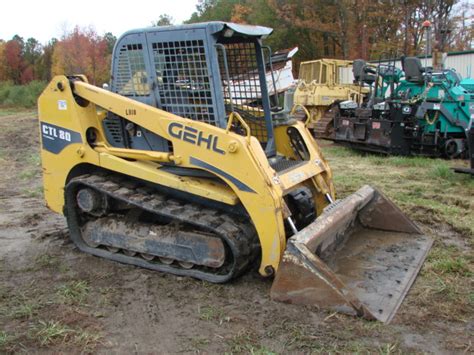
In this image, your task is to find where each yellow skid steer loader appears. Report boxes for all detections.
[38,22,432,322]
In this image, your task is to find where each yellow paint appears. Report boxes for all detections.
[99,155,239,205]
[39,76,336,276]
[294,58,370,128]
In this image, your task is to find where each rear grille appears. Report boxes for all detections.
[103,114,124,147]
[270,158,304,173]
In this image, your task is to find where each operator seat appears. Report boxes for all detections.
[402,57,425,83]
[353,59,376,85]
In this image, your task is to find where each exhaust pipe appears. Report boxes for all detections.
[271,185,432,323]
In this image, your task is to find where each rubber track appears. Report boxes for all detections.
[64,173,258,283]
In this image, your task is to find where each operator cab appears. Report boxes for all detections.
[105,22,279,156]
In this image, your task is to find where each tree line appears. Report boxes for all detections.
[0,28,116,86]
[0,0,472,86]
[188,0,472,62]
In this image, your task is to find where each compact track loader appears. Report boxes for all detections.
[38,22,432,322]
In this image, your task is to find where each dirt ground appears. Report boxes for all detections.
[0,110,472,353]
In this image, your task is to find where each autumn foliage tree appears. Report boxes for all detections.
[51,27,111,85]
[188,0,473,62]
[21,37,42,83]
[0,27,115,87]
[3,37,23,84]
[0,40,8,82]
[0,1,471,88]
[0,36,56,84]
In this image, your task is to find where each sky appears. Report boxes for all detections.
[0,0,199,43]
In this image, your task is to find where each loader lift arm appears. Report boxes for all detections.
[41,75,335,276]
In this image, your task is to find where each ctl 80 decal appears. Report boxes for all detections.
[168,122,225,155]
[40,122,82,154]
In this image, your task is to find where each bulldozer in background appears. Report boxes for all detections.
[293,59,369,138]
[38,22,432,323]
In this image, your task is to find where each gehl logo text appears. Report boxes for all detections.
[168,122,225,155]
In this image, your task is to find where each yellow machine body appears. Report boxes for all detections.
[39,76,335,275]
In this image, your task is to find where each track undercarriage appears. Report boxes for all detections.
[65,173,258,283]
[313,106,336,139]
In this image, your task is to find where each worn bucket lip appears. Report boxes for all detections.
[271,185,433,323]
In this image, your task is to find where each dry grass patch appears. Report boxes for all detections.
[323,142,474,238]
[57,281,90,305]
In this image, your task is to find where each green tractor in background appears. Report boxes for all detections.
[332,56,473,158]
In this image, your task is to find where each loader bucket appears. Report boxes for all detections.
[271,185,432,323]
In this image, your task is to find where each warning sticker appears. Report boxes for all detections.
[58,100,67,110]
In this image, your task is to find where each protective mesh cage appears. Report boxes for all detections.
[151,40,216,125]
[218,41,268,143]
[115,44,149,96]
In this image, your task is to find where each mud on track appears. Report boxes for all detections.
[0,111,472,353]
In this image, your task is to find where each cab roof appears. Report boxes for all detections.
[120,21,273,39]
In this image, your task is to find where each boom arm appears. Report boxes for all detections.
[40,76,335,276]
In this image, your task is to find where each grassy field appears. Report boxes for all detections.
[0,110,472,353]
[0,81,46,108]
[324,144,474,237]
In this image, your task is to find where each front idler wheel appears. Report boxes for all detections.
[76,188,108,216]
